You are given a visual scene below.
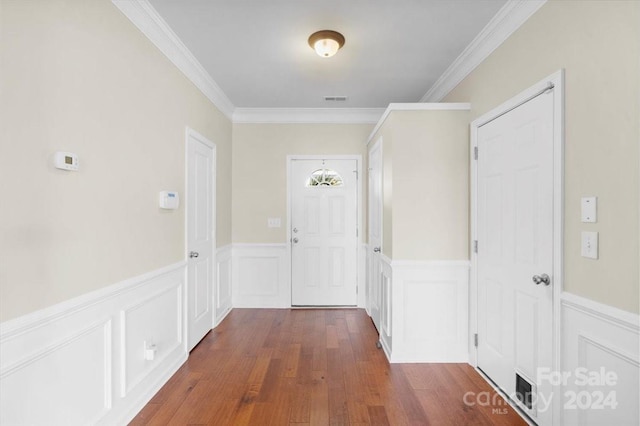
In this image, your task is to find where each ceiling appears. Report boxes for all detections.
[146,0,507,109]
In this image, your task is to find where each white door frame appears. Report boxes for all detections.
[366,136,383,320]
[185,127,216,348]
[286,155,364,308]
[469,70,564,423]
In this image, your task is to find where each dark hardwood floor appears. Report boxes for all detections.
[130,309,526,425]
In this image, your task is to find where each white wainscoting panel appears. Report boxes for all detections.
[379,254,393,359]
[370,259,470,363]
[0,262,188,426]
[215,244,232,325]
[232,244,289,308]
[390,260,469,363]
[560,292,639,426]
[358,243,368,309]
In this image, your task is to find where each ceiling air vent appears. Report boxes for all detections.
[324,96,348,102]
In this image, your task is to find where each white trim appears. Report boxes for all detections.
[111,0,547,122]
[366,103,471,145]
[389,259,471,268]
[111,0,235,119]
[469,70,564,425]
[286,155,364,308]
[0,261,186,338]
[561,292,640,332]
[232,243,288,249]
[233,108,385,124]
[420,0,547,102]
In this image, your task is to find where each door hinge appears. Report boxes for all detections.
[474,333,478,348]
[473,240,478,253]
[353,170,358,180]
[474,146,478,160]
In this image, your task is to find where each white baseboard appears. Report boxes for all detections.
[0,263,188,426]
[559,292,639,426]
[232,244,290,308]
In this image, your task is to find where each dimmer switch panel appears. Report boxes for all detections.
[581,231,598,259]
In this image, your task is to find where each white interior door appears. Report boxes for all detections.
[477,91,554,423]
[291,159,358,306]
[368,140,383,332]
[186,131,215,351]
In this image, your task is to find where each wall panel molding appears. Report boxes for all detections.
[215,244,233,325]
[0,262,187,425]
[560,292,639,425]
[369,258,470,363]
[232,244,290,308]
[389,260,470,363]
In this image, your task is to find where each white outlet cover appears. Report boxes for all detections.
[581,231,598,259]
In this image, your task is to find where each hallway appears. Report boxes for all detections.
[131,309,526,425]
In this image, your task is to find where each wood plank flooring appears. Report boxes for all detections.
[130,309,526,425]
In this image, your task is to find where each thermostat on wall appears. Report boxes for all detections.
[159,191,179,209]
[54,151,79,171]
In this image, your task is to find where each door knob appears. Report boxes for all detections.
[292,237,299,244]
[532,273,550,286]
[189,251,199,258]
[293,227,299,233]
[373,247,381,253]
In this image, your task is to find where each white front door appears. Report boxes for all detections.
[186,130,215,351]
[477,90,554,423]
[368,139,383,332]
[291,159,358,306]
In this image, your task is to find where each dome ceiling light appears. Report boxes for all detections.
[308,30,345,58]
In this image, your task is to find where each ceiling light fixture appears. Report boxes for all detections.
[308,30,345,58]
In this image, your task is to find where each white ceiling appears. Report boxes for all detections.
[146,0,507,109]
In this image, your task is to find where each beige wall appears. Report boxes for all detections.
[444,0,639,313]
[0,0,233,321]
[392,111,469,260]
[370,110,469,260]
[232,123,372,244]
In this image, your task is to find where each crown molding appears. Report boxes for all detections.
[367,103,471,144]
[111,0,235,119]
[420,0,547,102]
[233,108,386,124]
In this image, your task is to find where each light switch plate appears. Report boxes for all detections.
[581,197,597,223]
[267,217,281,228]
[581,231,598,259]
